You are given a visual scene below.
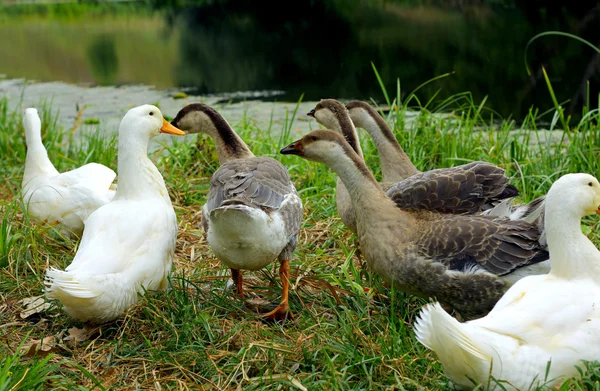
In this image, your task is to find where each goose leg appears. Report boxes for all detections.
[231,269,245,298]
[261,259,293,321]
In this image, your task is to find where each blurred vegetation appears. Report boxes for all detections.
[155,0,600,121]
[0,0,598,121]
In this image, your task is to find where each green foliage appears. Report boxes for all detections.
[0,67,599,388]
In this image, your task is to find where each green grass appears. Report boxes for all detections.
[1,77,600,390]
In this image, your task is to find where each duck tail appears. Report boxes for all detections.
[44,267,99,300]
[44,267,137,323]
[414,303,489,373]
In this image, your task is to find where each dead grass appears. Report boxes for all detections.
[1,174,441,390]
[2,95,600,390]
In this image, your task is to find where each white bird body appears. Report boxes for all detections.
[205,196,298,271]
[415,173,600,390]
[21,108,116,238]
[45,105,184,323]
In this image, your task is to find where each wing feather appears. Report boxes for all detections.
[386,162,517,214]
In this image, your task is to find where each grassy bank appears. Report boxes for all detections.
[1,88,600,390]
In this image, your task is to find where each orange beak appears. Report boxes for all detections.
[596,205,600,214]
[160,119,185,136]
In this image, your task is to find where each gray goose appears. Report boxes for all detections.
[171,103,303,320]
[345,100,546,230]
[281,129,549,320]
[307,99,524,235]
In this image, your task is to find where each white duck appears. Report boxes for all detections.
[21,108,117,238]
[414,173,600,390]
[44,105,185,324]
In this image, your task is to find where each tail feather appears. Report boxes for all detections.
[414,302,488,362]
[497,183,519,200]
[480,195,547,248]
[44,267,139,323]
[509,196,546,247]
[510,196,545,224]
[44,267,100,299]
[210,202,262,220]
[481,198,514,218]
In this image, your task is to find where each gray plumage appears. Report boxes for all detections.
[172,102,303,319]
[203,156,302,258]
[385,162,519,215]
[281,129,549,320]
[360,207,548,320]
[310,99,521,235]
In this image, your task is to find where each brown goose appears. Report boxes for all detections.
[345,100,417,183]
[280,129,549,320]
[307,99,523,234]
[171,103,303,320]
[345,99,547,229]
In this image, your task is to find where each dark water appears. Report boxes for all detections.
[1,1,599,122]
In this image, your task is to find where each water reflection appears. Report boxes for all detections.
[171,0,600,121]
[87,35,119,85]
[0,1,598,121]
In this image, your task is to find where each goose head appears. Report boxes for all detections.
[547,173,600,218]
[120,104,184,139]
[307,99,351,129]
[345,100,379,127]
[170,103,228,135]
[307,99,364,157]
[23,108,42,139]
[280,129,356,165]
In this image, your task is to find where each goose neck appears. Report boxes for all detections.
[23,132,59,182]
[114,134,170,203]
[355,113,419,182]
[205,121,254,164]
[545,201,600,279]
[327,149,392,214]
[331,115,364,160]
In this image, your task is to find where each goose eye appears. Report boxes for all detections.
[588,182,593,187]
[149,111,154,116]
[310,136,317,141]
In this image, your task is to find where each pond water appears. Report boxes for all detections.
[1,1,598,122]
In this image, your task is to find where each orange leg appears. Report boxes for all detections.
[231,269,244,298]
[261,259,293,321]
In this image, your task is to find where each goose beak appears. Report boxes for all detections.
[161,119,185,136]
[307,109,315,118]
[280,139,304,156]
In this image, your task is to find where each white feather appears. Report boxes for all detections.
[44,105,179,324]
[414,173,600,390]
[21,108,116,238]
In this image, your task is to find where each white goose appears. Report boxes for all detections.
[44,105,184,324]
[21,108,117,238]
[414,173,600,390]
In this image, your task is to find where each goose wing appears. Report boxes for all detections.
[386,162,518,214]
[415,212,548,276]
[203,157,302,237]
